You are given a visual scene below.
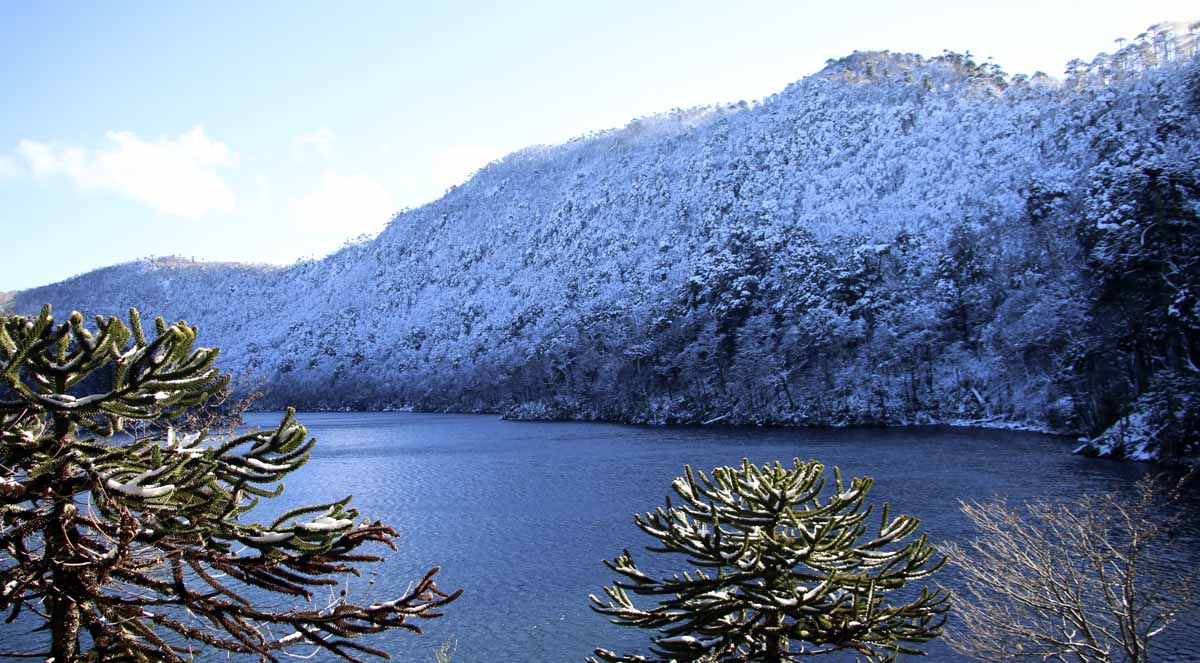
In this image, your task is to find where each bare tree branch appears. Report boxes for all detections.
[941,474,1194,663]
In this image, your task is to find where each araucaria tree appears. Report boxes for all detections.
[0,306,459,662]
[589,459,948,663]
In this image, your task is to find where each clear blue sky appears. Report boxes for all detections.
[1,0,1192,291]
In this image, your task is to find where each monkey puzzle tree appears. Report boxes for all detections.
[0,306,459,662]
[589,459,948,663]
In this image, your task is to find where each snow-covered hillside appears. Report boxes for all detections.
[14,24,1200,462]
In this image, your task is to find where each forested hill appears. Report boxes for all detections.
[13,24,1200,462]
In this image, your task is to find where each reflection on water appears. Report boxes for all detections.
[236,413,1198,663]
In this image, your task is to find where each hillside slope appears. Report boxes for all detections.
[16,25,1200,461]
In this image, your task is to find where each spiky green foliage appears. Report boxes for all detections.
[589,459,948,663]
[0,306,459,663]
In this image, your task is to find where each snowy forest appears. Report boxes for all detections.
[10,23,1200,462]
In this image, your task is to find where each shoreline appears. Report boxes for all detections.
[239,405,1196,466]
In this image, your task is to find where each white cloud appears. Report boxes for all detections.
[290,171,395,245]
[293,128,335,161]
[0,155,21,178]
[15,126,236,218]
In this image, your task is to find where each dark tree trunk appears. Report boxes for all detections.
[48,475,82,661]
[48,413,83,663]
[764,612,783,663]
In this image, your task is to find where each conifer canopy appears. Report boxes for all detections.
[0,306,458,663]
[589,458,947,663]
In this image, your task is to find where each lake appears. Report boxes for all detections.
[235,412,1199,663]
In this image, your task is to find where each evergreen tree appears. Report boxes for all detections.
[0,306,459,663]
[589,459,947,663]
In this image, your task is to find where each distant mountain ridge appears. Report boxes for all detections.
[15,24,1200,462]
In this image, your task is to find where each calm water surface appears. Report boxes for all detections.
[234,412,1199,663]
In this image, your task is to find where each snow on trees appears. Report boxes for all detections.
[12,23,1200,460]
[588,458,947,663]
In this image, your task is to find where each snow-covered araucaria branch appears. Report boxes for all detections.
[589,458,948,663]
[0,306,459,663]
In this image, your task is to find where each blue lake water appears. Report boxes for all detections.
[234,412,1198,663]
